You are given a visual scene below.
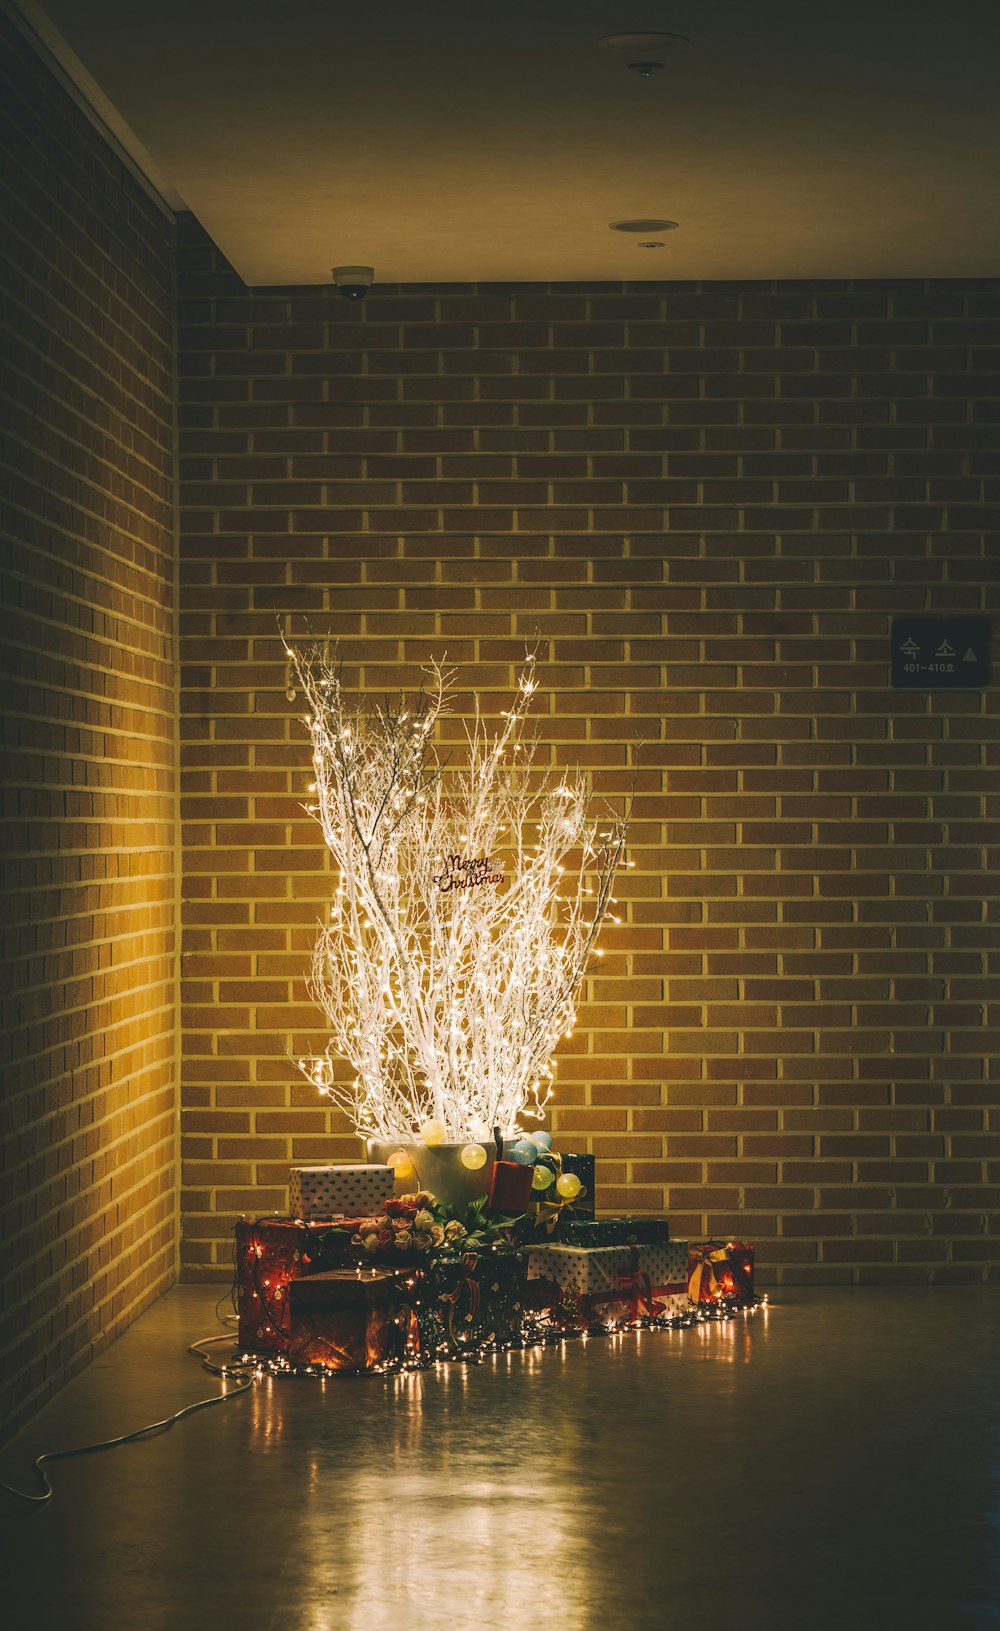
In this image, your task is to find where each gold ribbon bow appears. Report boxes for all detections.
[688,1242,732,1305]
[533,1187,589,1236]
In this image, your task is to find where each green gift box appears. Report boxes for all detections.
[421,1248,527,1358]
[560,1153,595,1218]
[554,1216,671,1247]
[529,1151,596,1234]
[562,1218,629,1246]
[620,1217,671,1245]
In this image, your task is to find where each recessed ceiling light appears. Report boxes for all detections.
[598,32,690,52]
[638,241,666,249]
[610,219,679,233]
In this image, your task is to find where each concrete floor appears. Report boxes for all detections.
[2,1285,999,1631]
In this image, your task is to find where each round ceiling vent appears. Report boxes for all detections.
[610,219,679,233]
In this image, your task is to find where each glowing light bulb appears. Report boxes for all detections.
[387,1149,415,1179]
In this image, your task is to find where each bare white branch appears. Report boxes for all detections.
[285,642,627,1141]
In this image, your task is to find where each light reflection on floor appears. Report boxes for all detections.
[2,1286,999,1631]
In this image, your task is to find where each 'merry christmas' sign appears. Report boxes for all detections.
[434,854,504,892]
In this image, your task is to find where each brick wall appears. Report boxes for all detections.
[0,16,177,1440]
[177,213,999,1286]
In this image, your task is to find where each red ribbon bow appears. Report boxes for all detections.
[438,1252,482,1345]
[587,1247,666,1325]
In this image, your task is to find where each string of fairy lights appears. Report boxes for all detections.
[234,1281,767,1379]
[0,1268,766,1501]
[284,643,629,1143]
[233,1219,765,1379]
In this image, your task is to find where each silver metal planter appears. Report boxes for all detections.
[365,1138,515,1209]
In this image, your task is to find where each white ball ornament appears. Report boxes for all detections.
[420,1119,446,1147]
[461,1143,488,1170]
[555,1171,582,1201]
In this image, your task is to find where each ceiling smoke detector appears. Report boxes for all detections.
[610,219,679,234]
[598,32,690,53]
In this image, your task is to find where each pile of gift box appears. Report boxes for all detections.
[235,1148,757,1375]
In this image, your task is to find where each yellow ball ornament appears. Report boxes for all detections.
[461,1143,488,1171]
[420,1119,446,1147]
[532,1163,555,1191]
[555,1171,582,1201]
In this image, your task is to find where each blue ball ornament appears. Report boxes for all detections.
[530,1132,553,1152]
[511,1139,538,1165]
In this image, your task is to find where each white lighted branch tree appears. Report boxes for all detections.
[285,642,628,1142]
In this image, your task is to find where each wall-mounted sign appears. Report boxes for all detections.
[891,616,991,689]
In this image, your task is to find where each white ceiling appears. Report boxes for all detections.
[22,0,1000,286]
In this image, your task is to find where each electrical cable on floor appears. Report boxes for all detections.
[0,1334,255,1505]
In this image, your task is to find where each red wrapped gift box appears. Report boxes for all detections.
[687,1241,755,1305]
[287,1269,417,1372]
[489,1159,534,1211]
[236,1218,363,1353]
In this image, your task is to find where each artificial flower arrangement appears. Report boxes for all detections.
[350,1192,524,1262]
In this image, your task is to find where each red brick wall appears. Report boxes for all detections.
[177,213,999,1286]
[0,16,177,1440]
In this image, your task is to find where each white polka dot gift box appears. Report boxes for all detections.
[527,1240,690,1324]
[289,1165,396,1222]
